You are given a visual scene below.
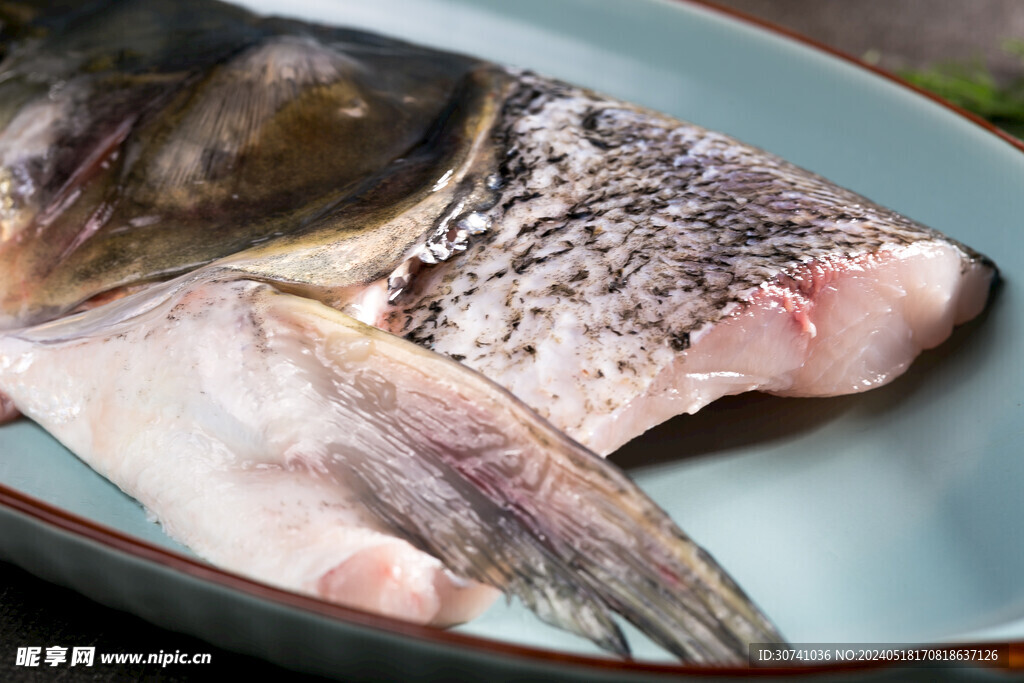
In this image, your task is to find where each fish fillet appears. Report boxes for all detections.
[0,279,498,626]
[366,73,996,454]
[0,274,782,660]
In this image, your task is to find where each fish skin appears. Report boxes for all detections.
[373,71,997,453]
[0,0,498,328]
[0,274,784,661]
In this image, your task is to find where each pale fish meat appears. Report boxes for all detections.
[0,0,997,665]
[0,273,783,661]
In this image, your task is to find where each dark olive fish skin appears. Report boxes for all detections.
[0,0,502,327]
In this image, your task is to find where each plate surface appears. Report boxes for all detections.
[1,0,1022,678]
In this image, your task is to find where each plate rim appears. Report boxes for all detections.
[690,0,1024,156]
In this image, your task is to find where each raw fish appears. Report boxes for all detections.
[0,0,998,665]
[0,273,783,661]
[0,0,504,328]
[366,73,996,453]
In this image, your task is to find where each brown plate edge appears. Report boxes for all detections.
[2,0,1023,677]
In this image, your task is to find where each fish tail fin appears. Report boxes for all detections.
[562,506,786,661]
[515,432,787,661]
[260,285,783,661]
[326,449,632,657]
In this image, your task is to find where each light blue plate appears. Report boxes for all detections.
[1,0,1021,678]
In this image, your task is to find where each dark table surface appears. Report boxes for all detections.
[2,1,1020,681]
[709,0,1024,83]
[0,561,330,682]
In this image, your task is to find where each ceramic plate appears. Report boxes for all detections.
[1,0,1022,679]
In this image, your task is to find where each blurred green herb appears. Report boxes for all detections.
[900,39,1024,139]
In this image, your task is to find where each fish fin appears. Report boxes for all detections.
[331,453,631,657]
[255,284,783,661]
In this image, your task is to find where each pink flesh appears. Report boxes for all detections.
[585,242,993,454]
[0,393,18,424]
[318,542,499,626]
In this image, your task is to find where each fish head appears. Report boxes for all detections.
[0,0,505,328]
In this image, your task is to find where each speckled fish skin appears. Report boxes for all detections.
[374,71,997,453]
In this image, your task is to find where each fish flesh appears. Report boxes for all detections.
[364,73,996,454]
[0,0,997,665]
[0,272,783,661]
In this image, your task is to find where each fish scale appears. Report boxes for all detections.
[375,70,995,454]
